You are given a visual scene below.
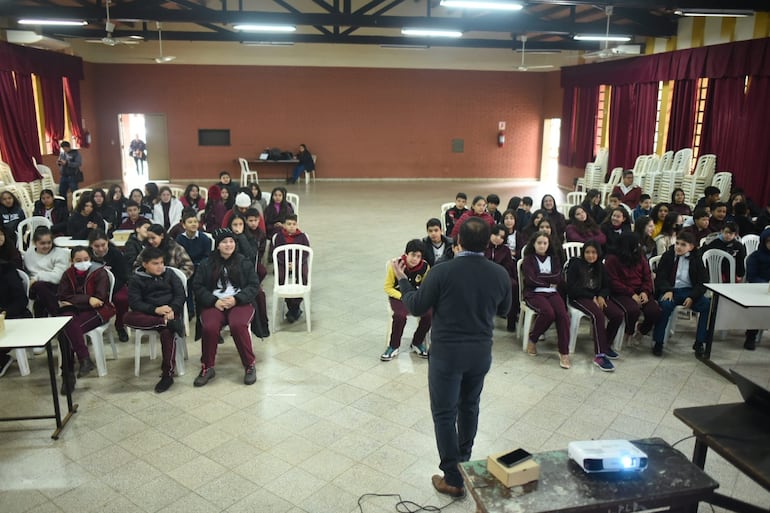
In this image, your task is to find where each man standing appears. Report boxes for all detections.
[129,134,147,174]
[57,141,82,206]
[393,217,511,497]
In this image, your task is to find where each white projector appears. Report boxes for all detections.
[568,440,648,473]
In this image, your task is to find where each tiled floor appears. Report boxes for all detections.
[1,180,768,513]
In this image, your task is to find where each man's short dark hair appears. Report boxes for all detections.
[135,217,152,228]
[88,230,109,244]
[723,222,738,233]
[60,141,71,149]
[693,207,710,220]
[181,209,198,222]
[405,239,425,255]
[245,208,261,219]
[219,170,230,178]
[486,194,500,205]
[455,192,467,200]
[285,214,298,223]
[609,192,624,200]
[677,231,697,246]
[426,218,442,230]
[522,196,533,206]
[492,224,506,236]
[458,217,491,252]
[125,200,139,209]
[141,247,165,263]
[704,186,720,197]
[622,170,634,177]
[712,201,728,210]
[640,194,651,201]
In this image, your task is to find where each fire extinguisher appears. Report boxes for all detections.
[497,130,505,148]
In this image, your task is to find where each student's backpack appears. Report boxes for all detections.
[268,147,282,160]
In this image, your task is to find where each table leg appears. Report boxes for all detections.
[47,341,62,430]
[692,437,708,469]
[702,293,719,360]
[50,335,78,440]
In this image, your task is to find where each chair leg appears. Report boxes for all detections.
[14,348,30,376]
[614,321,626,350]
[108,330,118,360]
[134,331,142,377]
[272,294,280,333]
[305,295,311,333]
[87,331,108,377]
[175,335,186,376]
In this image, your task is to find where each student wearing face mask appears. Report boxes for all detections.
[56,247,115,394]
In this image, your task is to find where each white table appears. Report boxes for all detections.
[0,317,76,439]
[55,236,126,248]
[703,283,770,381]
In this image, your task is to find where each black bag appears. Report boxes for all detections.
[74,169,84,182]
[268,148,282,161]
[279,151,294,160]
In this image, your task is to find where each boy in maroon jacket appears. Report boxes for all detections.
[273,214,310,323]
[611,170,642,209]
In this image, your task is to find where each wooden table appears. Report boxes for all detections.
[459,437,718,513]
[0,317,77,439]
[246,159,299,181]
[702,283,770,381]
[674,403,770,513]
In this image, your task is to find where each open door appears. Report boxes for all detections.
[118,112,170,192]
[145,114,169,182]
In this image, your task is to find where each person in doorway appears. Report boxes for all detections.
[129,135,147,174]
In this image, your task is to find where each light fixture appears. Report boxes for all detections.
[574,34,631,42]
[380,44,429,50]
[401,28,463,38]
[233,24,297,33]
[674,9,753,17]
[18,19,87,26]
[154,56,175,63]
[240,41,295,46]
[440,0,523,10]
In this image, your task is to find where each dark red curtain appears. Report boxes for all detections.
[666,79,697,151]
[699,77,745,170]
[736,76,770,201]
[63,77,89,149]
[558,86,575,166]
[40,76,65,155]
[0,71,43,181]
[608,82,658,170]
[558,86,598,168]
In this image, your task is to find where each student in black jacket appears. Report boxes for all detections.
[0,259,33,376]
[703,222,746,281]
[652,231,710,357]
[67,194,103,239]
[124,247,186,393]
[422,218,454,267]
[33,189,69,236]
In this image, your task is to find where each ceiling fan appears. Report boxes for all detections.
[86,1,143,46]
[153,22,176,63]
[583,6,640,60]
[516,36,554,71]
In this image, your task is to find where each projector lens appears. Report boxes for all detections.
[622,456,633,468]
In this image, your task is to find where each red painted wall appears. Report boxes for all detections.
[80,64,549,183]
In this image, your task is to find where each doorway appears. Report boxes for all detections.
[118,113,170,192]
[540,118,561,184]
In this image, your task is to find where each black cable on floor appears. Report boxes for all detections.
[357,492,463,513]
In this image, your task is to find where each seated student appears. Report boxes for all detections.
[68,194,104,240]
[134,224,194,279]
[176,211,211,268]
[652,231,710,356]
[244,208,267,265]
[670,188,693,216]
[682,208,715,246]
[612,170,642,209]
[125,247,186,393]
[192,228,263,387]
[107,185,127,223]
[635,216,657,260]
[153,186,183,233]
[486,194,502,224]
[144,182,160,209]
[600,207,632,256]
[264,187,295,240]
[744,228,770,350]
[118,200,150,231]
[540,194,566,244]
[91,188,118,231]
[88,230,130,342]
[581,189,606,224]
[521,231,570,369]
[565,240,624,371]
[506,196,521,213]
[633,194,652,222]
[650,202,670,238]
[606,191,623,211]
[33,189,69,237]
[128,188,154,220]
[565,205,606,246]
[501,209,525,260]
[57,246,115,394]
[522,209,547,241]
[485,225,518,332]
[445,192,469,237]
[704,222,746,281]
[273,214,310,323]
[180,184,206,214]
[655,212,682,256]
[381,239,431,361]
[0,227,22,270]
[217,171,239,209]
[288,143,315,184]
[248,182,267,214]
[222,192,266,234]
[123,218,151,270]
[695,186,721,211]
[228,214,256,263]
[516,196,534,231]
[0,191,26,243]
[729,202,755,237]
[0,256,33,377]
[708,201,728,232]
[24,227,70,317]
[422,218,454,267]
[451,196,495,239]
[204,185,227,232]
[605,232,661,345]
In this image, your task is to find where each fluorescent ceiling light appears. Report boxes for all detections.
[240,41,295,47]
[574,34,631,42]
[380,44,429,50]
[440,0,523,10]
[401,28,463,38]
[233,24,296,33]
[18,19,87,26]
[674,9,753,17]
[154,56,176,63]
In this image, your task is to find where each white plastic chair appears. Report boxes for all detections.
[72,188,92,209]
[133,267,189,377]
[563,242,584,261]
[272,244,313,333]
[440,202,456,231]
[286,192,300,216]
[566,192,586,207]
[238,158,259,186]
[83,269,117,377]
[742,234,760,260]
[702,249,736,284]
[12,270,32,376]
[169,187,185,201]
[15,216,52,253]
[304,154,317,184]
[516,259,537,351]
[620,202,634,221]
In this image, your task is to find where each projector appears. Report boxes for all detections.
[568,440,648,473]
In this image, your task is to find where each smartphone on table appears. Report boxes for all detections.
[496,448,532,468]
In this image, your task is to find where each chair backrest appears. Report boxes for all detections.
[201,231,215,251]
[103,268,116,302]
[272,244,313,289]
[658,150,674,172]
[440,202,455,230]
[566,192,586,206]
[620,202,634,220]
[286,192,300,215]
[17,268,30,297]
[198,186,208,202]
[702,248,736,284]
[166,266,189,295]
[169,187,185,201]
[742,234,760,258]
[72,188,92,209]
[238,158,250,175]
[648,255,662,273]
[606,167,623,186]
[562,242,584,261]
[0,161,15,184]
[516,258,525,305]
[693,154,716,179]
[711,172,732,201]
[672,148,693,174]
[16,216,53,253]
[594,147,608,175]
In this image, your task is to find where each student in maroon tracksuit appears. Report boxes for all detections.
[273,214,310,323]
[451,195,495,239]
[611,170,642,209]
[485,224,519,332]
[521,231,571,369]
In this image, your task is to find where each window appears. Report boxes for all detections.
[594,85,608,158]
[691,77,709,160]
